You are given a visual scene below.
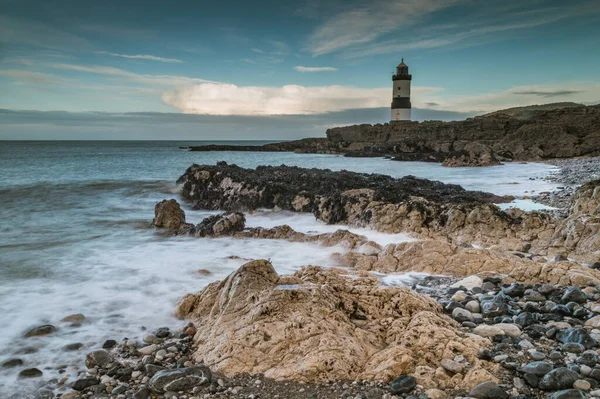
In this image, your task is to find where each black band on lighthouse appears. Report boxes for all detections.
[391,97,411,109]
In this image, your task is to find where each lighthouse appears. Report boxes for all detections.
[391,58,412,122]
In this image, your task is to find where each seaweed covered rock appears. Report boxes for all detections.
[176,260,497,389]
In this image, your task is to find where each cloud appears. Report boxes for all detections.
[251,48,265,53]
[161,83,443,116]
[96,51,183,63]
[424,102,439,106]
[306,1,599,58]
[294,66,338,72]
[0,69,69,85]
[306,0,460,56]
[420,82,600,113]
[48,63,213,86]
[512,90,583,98]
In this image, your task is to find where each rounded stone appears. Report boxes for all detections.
[18,368,43,379]
[468,381,508,399]
[24,325,56,338]
[539,367,579,391]
[574,379,592,390]
[390,375,417,395]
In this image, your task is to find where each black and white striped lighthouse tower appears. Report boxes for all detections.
[391,58,412,122]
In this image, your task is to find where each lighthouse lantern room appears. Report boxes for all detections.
[391,58,412,122]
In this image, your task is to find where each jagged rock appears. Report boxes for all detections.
[85,349,111,369]
[194,212,246,237]
[442,142,501,167]
[176,260,496,388]
[152,199,190,231]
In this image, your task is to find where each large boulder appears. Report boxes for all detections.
[176,260,496,390]
[152,199,188,230]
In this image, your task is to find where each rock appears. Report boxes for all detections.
[133,387,151,399]
[63,342,83,351]
[503,283,526,297]
[175,260,494,387]
[466,300,481,313]
[495,323,521,338]
[563,343,585,353]
[24,324,55,338]
[149,366,212,393]
[468,381,508,399]
[102,339,117,349]
[539,367,579,391]
[155,327,170,338]
[2,358,23,368]
[18,368,43,378]
[562,287,588,304]
[85,349,111,369]
[573,379,592,390]
[152,199,187,229]
[441,359,465,374]
[390,375,417,394]
[138,344,158,356]
[556,328,597,349]
[61,313,85,323]
[586,315,600,328]
[452,307,473,322]
[451,276,483,291]
[452,291,467,302]
[518,361,554,377]
[144,364,166,377]
[194,212,246,237]
[549,389,587,399]
[72,378,100,391]
[473,325,505,338]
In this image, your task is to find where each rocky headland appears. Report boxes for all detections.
[187,103,600,167]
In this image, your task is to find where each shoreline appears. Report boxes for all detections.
[5,156,600,399]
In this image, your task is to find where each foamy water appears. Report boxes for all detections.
[0,141,561,396]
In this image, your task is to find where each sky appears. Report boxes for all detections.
[1,0,599,140]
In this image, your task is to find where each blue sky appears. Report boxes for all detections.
[1,0,599,139]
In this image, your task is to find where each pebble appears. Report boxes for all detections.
[390,375,416,394]
[573,379,591,390]
[138,344,158,355]
[469,381,508,399]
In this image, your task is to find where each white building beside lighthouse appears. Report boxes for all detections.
[391,58,412,122]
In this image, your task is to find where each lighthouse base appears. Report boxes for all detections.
[391,108,411,122]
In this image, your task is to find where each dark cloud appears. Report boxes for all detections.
[424,102,439,107]
[0,108,478,140]
[513,90,583,98]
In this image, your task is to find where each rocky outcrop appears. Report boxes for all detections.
[184,104,600,165]
[176,260,497,389]
[152,199,188,230]
[193,212,246,237]
[152,199,246,237]
[547,180,600,263]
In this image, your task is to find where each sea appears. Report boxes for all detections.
[0,140,560,396]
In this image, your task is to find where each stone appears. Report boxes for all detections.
[586,316,600,328]
[473,325,504,338]
[549,389,587,399]
[574,379,592,390]
[149,366,212,393]
[144,364,166,377]
[451,276,483,291]
[539,367,579,391]
[133,387,152,399]
[466,300,481,313]
[452,307,473,322]
[63,342,83,351]
[194,212,246,237]
[155,327,170,338]
[24,324,56,338]
[495,323,521,338]
[441,359,465,374]
[85,349,111,369]
[102,339,117,349]
[562,287,588,304]
[468,381,508,399]
[518,361,554,377]
[2,358,23,368]
[557,328,597,349]
[576,352,598,367]
[18,368,43,378]
[138,344,158,356]
[61,313,85,323]
[390,375,417,394]
[503,283,526,297]
[563,343,586,353]
[452,291,467,302]
[72,378,100,391]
